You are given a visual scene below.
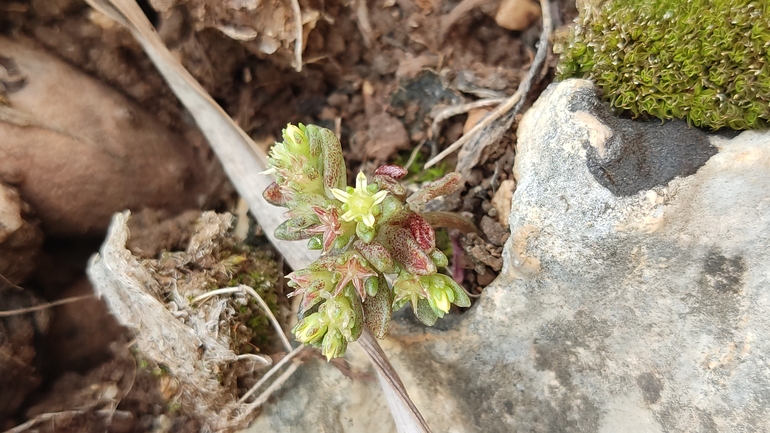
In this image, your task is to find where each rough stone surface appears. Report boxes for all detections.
[245,79,770,433]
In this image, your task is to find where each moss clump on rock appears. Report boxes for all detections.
[557,0,770,130]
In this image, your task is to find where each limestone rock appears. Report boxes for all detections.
[245,79,770,432]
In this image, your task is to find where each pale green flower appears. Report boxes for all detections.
[331,172,388,228]
[292,312,327,346]
[426,284,454,316]
[321,328,347,361]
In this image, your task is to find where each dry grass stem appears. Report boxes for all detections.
[238,344,305,404]
[425,0,553,169]
[192,284,293,352]
[236,353,273,366]
[429,97,507,140]
[5,410,84,433]
[0,294,94,317]
[238,360,301,420]
[290,0,303,72]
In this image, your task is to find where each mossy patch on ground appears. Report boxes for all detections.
[558,0,770,130]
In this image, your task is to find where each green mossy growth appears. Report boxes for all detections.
[557,0,770,130]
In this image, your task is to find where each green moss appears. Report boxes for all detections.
[393,150,450,183]
[557,0,770,130]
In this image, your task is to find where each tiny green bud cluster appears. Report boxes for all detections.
[264,124,470,359]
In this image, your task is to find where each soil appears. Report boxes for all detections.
[0,0,578,430]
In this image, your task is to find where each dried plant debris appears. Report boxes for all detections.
[88,211,285,432]
[0,288,49,429]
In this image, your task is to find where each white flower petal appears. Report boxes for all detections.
[340,210,356,222]
[331,188,350,202]
[356,172,367,190]
[372,190,388,204]
[363,213,376,227]
[259,167,277,175]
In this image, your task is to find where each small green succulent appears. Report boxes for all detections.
[263,124,470,359]
[557,0,770,130]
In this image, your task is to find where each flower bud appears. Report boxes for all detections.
[321,328,347,360]
[292,312,327,346]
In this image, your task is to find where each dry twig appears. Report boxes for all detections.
[237,344,305,404]
[439,0,495,40]
[192,284,293,352]
[238,359,301,420]
[4,411,83,433]
[289,0,303,72]
[354,0,375,48]
[425,0,553,170]
[358,329,432,432]
[0,294,93,317]
[428,97,507,140]
[0,272,24,290]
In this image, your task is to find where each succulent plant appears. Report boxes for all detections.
[557,0,770,130]
[263,124,471,359]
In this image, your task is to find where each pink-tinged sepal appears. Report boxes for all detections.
[330,252,378,300]
[306,206,346,253]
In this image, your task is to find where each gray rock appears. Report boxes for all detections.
[246,79,770,432]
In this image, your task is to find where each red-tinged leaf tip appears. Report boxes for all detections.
[375,164,408,179]
[402,213,435,251]
[263,182,290,207]
[383,226,436,276]
[407,172,464,207]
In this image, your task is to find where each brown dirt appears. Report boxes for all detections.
[0,0,579,430]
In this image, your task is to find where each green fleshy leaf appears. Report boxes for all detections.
[307,235,323,250]
[363,274,392,338]
[439,274,471,308]
[430,249,449,268]
[365,276,379,297]
[356,222,376,243]
[414,298,438,326]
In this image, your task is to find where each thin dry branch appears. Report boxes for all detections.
[192,285,293,352]
[354,0,375,48]
[4,410,83,433]
[358,329,432,433]
[289,0,303,72]
[440,0,495,40]
[425,0,553,170]
[0,294,93,317]
[0,272,25,290]
[238,359,301,420]
[428,97,507,140]
[238,344,305,404]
